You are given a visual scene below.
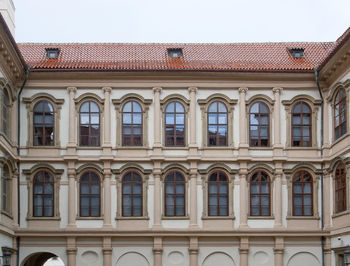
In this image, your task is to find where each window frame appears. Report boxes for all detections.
[113,94,152,148]
[33,100,55,146]
[23,93,64,148]
[333,88,347,141]
[1,163,12,215]
[249,170,271,216]
[248,100,271,147]
[199,165,236,220]
[334,162,347,214]
[79,100,101,147]
[0,87,11,139]
[291,101,312,147]
[79,170,101,217]
[282,95,321,149]
[161,95,189,148]
[33,170,55,217]
[121,100,143,146]
[163,170,187,217]
[122,171,143,217]
[23,164,63,220]
[113,164,151,220]
[198,94,237,148]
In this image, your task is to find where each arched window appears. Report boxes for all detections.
[1,164,11,213]
[334,88,347,140]
[80,171,100,217]
[292,101,311,147]
[164,171,185,216]
[292,171,313,216]
[33,171,54,217]
[33,100,54,146]
[165,101,185,146]
[250,171,270,216]
[208,171,228,216]
[335,163,346,213]
[122,171,142,216]
[1,89,10,137]
[79,101,100,146]
[122,101,142,146]
[249,101,269,147]
[208,101,227,146]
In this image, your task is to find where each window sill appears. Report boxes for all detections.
[26,216,61,221]
[76,216,103,220]
[115,216,149,220]
[162,215,189,220]
[248,215,274,220]
[286,215,320,220]
[162,147,189,150]
[1,210,13,219]
[284,147,320,150]
[248,147,273,150]
[332,209,350,218]
[116,146,151,150]
[77,146,102,150]
[28,145,59,149]
[200,146,235,150]
[331,133,349,147]
[202,215,235,220]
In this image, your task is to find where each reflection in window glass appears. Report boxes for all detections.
[80,171,100,217]
[165,101,185,146]
[79,101,100,146]
[122,171,143,216]
[292,101,311,147]
[34,100,54,146]
[249,101,269,147]
[208,101,227,146]
[165,171,185,216]
[250,171,270,216]
[292,171,313,216]
[122,101,143,146]
[208,171,228,216]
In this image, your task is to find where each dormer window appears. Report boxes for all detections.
[45,48,60,59]
[167,48,183,59]
[289,48,304,59]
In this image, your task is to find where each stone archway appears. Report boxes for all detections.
[22,252,64,266]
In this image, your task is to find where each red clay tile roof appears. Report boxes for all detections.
[17,42,336,72]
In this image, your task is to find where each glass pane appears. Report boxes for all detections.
[175,102,184,112]
[81,183,89,194]
[261,196,269,205]
[251,195,259,205]
[218,114,227,124]
[209,195,217,205]
[304,206,312,216]
[91,114,99,124]
[90,102,99,112]
[302,103,310,113]
[34,184,43,194]
[294,206,302,216]
[123,183,131,194]
[166,114,175,124]
[261,127,268,137]
[208,114,217,124]
[250,103,259,113]
[43,102,53,112]
[133,102,142,112]
[219,184,227,193]
[91,184,99,194]
[166,183,174,193]
[261,206,269,216]
[208,102,217,112]
[123,113,132,124]
[218,102,227,112]
[293,103,301,113]
[176,184,184,194]
[123,102,132,112]
[133,196,142,209]
[176,205,185,216]
[293,127,301,137]
[219,195,227,205]
[166,195,175,205]
[292,115,301,124]
[218,126,227,136]
[44,114,54,124]
[250,114,258,125]
[123,195,131,206]
[166,102,175,112]
[219,205,227,216]
[133,113,142,124]
[302,115,310,125]
[251,207,259,216]
[251,184,259,193]
[176,114,185,124]
[133,183,142,194]
[176,196,185,205]
[166,205,174,216]
[304,195,312,205]
[80,114,89,124]
[208,183,217,194]
[208,126,217,134]
[44,183,53,194]
[260,115,268,125]
[261,183,269,193]
[294,195,302,205]
[34,114,43,124]
[80,102,89,112]
[34,101,43,112]
[303,183,312,193]
[260,103,268,113]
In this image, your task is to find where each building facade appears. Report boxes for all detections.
[0,10,350,266]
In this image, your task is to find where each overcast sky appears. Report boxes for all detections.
[14,0,350,43]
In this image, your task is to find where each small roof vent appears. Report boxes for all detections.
[167,48,183,59]
[45,48,60,59]
[289,48,304,59]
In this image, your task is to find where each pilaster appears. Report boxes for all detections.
[11,170,18,228]
[273,87,283,157]
[67,161,76,228]
[153,162,162,229]
[66,237,77,266]
[103,161,112,228]
[102,87,112,154]
[238,87,248,156]
[239,162,248,228]
[189,237,199,266]
[274,163,283,228]
[323,170,331,230]
[153,87,162,155]
[189,162,198,228]
[67,87,77,155]
[273,237,284,266]
[239,237,249,266]
[103,237,112,266]
[188,87,198,156]
[153,237,163,266]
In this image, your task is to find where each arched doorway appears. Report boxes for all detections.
[22,253,65,266]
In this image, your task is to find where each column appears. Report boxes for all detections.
[274,165,283,228]
[239,237,249,266]
[67,237,77,266]
[67,162,76,228]
[103,87,112,151]
[153,163,162,228]
[153,87,162,150]
[238,88,248,156]
[103,237,112,266]
[323,92,330,156]
[189,237,199,266]
[10,100,17,145]
[272,88,282,145]
[153,237,163,266]
[323,170,331,229]
[103,162,112,227]
[67,87,77,152]
[188,87,197,149]
[11,170,18,227]
[274,237,284,266]
[324,237,332,266]
[239,164,248,228]
[189,163,198,228]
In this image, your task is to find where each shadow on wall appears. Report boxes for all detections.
[22,252,64,266]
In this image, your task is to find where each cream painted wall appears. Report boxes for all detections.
[284,246,322,266]
[77,247,102,266]
[163,246,189,266]
[20,246,67,266]
[248,246,274,266]
[199,246,239,266]
[112,246,153,266]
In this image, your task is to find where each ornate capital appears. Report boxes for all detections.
[152,248,163,255]
[153,87,162,94]
[188,87,198,93]
[66,248,77,255]
[102,248,113,255]
[67,87,77,94]
[238,87,248,94]
[273,248,284,254]
[189,247,199,254]
[102,87,112,93]
[238,248,249,254]
[273,87,283,94]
